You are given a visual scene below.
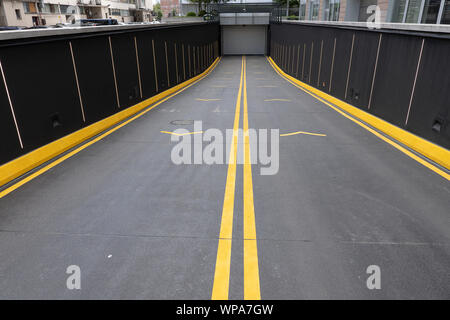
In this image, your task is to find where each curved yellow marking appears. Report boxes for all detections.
[0,57,222,198]
[211,56,244,300]
[267,56,449,180]
[160,131,203,136]
[280,131,326,137]
[243,56,261,300]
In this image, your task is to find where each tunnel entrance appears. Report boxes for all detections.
[221,25,267,55]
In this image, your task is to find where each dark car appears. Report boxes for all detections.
[0,26,24,31]
[25,25,48,29]
[202,14,216,21]
[80,19,118,26]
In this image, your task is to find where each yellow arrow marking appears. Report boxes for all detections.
[280,131,326,137]
[160,131,203,136]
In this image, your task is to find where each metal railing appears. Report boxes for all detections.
[207,3,282,24]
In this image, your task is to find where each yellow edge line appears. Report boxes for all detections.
[280,131,326,137]
[211,56,244,300]
[267,57,450,181]
[160,131,203,136]
[243,56,261,300]
[0,57,222,198]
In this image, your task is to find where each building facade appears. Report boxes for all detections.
[0,0,153,27]
[294,0,449,24]
[160,0,180,17]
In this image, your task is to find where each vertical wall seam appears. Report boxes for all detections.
[309,41,313,84]
[368,34,382,110]
[69,41,86,123]
[345,33,355,99]
[174,43,179,84]
[329,37,336,93]
[108,36,121,108]
[0,58,24,149]
[152,39,158,92]
[182,44,186,81]
[164,41,170,87]
[188,45,192,77]
[406,38,425,126]
[302,43,306,80]
[134,36,143,99]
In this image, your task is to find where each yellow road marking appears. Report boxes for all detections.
[267,57,450,180]
[243,56,261,300]
[211,57,244,300]
[196,98,221,101]
[264,99,291,102]
[280,131,326,137]
[160,131,203,136]
[0,58,222,199]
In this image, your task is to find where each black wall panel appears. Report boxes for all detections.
[136,31,157,100]
[71,36,118,124]
[0,79,22,164]
[269,22,450,149]
[0,23,220,167]
[370,34,422,127]
[346,31,379,109]
[0,41,83,153]
[317,33,334,92]
[330,30,354,100]
[111,34,141,109]
[406,38,450,149]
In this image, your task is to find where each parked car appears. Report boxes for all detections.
[0,26,24,31]
[203,14,215,21]
[25,25,48,29]
[79,19,118,26]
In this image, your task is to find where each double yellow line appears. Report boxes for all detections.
[212,56,261,300]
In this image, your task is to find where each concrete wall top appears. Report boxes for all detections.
[0,22,211,42]
[282,20,450,35]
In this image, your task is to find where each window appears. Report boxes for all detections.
[15,9,22,20]
[405,0,422,22]
[309,0,320,20]
[110,9,121,16]
[328,0,340,21]
[23,2,37,14]
[442,0,450,24]
[359,0,377,22]
[421,0,441,23]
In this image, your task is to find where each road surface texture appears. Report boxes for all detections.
[0,56,448,299]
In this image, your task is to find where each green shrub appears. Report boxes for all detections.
[198,10,207,17]
[287,15,298,20]
[186,11,196,17]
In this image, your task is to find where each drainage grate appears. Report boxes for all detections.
[170,120,194,125]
